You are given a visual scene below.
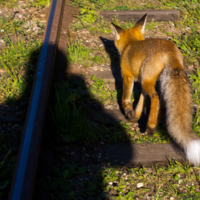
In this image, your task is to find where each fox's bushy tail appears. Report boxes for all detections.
[160,65,200,166]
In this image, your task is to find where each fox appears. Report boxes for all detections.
[111,14,200,166]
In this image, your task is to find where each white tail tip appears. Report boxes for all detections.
[186,140,200,166]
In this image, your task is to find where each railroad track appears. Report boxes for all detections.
[8,1,184,199]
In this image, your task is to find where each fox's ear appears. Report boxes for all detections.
[111,23,123,40]
[134,13,148,34]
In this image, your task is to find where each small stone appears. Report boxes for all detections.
[137,182,143,188]
[108,182,113,185]
[40,14,45,18]
[23,22,31,28]
[170,197,174,200]
[16,13,23,19]
[100,142,104,145]
[178,179,182,184]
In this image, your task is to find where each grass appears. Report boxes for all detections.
[89,75,119,104]
[0,123,22,199]
[0,0,51,8]
[0,0,17,7]
[67,38,108,67]
[41,159,200,200]
[50,77,171,144]
[70,0,185,11]
[50,79,114,143]
[0,0,49,198]
[0,38,41,103]
[0,8,44,103]
[30,0,51,8]
[44,0,200,199]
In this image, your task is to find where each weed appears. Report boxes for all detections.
[113,5,130,11]
[0,133,16,199]
[43,159,200,199]
[89,75,119,104]
[0,0,17,7]
[172,30,200,64]
[30,0,51,7]
[41,161,102,200]
[67,40,91,65]
[77,7,98,24]
[67,40,106,66]
[50,80,111,143]
[0,39,41,103]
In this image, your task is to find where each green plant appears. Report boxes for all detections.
[30,0,51,7]
[41,161,102,200]
[0,151,16,199]
[77,7,98,24]
[0,38,41,103]
[113,5,130,10]
[67,40,90,65]
[50,80,110,142]
[0,0,17,7]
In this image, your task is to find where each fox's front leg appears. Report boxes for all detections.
[122,75,135,119]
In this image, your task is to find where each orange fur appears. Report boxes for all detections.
[111,14,200,165]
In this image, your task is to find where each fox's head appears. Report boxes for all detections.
[111,14,147,54]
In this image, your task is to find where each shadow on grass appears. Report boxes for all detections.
[0,40,41,199]
[32,44,135,200]
[0,36,170,199]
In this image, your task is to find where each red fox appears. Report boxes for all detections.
[111,14,200,166]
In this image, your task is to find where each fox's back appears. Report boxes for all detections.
[123,38,182,63]
[121,38,184,80]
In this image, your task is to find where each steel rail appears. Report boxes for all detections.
[9,0,65,199]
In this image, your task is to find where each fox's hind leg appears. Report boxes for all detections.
[156,97,165,126]
[122,75,135,119]
[142,80,159,135]
[141,58,164,134]
[133,91,147,122]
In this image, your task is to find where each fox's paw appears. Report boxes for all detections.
[131,117,139,123]
[125,108,135,119]
[146,126,156,136]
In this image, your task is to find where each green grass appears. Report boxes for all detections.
[50,77,171,144]
[41,159,200,200]
[0,130,18,199]
[0,38,41,103]
[67,39,108,66]
[0,151,16,199]
[0,10,44,103]
[0,0,51,7]
[30,0,51,8]
[70,0,185,11]
[0,0,49,198]
[43,1,200,199]
[50,79,117,143]
[89,75,119,104]
[0,0,17,7]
